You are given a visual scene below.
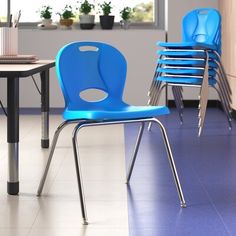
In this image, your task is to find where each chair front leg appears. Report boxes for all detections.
[72,124,88,225]
[126,122,145,183]
[37,121,70,196]
[152,118,186,208]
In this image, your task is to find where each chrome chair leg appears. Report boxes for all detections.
[213,86,232,129]
[148,84,167,131]
[126,122,145,183]
[72,124,88,225]
[147,122,152,131]
[149,80,162,105]
[152,118,186,208]
[216,71,232,106]
[37,121,70,196]
[214,56,232,95]
[172,86,183,124]
[217,84,232,114]
[198,51,209,137]
[176,86,184,110]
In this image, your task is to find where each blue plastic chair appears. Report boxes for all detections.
[148,8,232,136]
[37,41,186,224]
[159,8,221,52]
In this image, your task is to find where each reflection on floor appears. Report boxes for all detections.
[0,115,128,236]
[125,108,236,236]
[0,108,236,236]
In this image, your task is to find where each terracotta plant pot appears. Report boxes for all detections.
[60,19,73,27]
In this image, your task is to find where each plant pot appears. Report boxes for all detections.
[59,19,73,28]
[99,15,114,29]
[42,19,52,27]
[120,20,131,30]
[79,14,95,29]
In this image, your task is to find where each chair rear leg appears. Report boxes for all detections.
[37,121,69,196]
[213,86,232,129]
[126,122,145,183]
[172,86,183,124]
[72,125,88,225]
[152,118,186,208]
[148,84,167,131]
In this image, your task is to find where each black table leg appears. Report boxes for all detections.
[7,77,19,195]
[40,70,50,148]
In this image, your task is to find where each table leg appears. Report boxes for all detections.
[40,70,49,148]
[7,77,19,195]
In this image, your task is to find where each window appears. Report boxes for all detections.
[0,0,157,24]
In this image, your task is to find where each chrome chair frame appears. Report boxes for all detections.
[37,117,186,225]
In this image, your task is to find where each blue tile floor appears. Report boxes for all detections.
[124,108,236,236]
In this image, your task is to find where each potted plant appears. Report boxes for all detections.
[38,5,53,26]
[99,1,114,29]
[78,0,95,29]
[57,5,75,29]
[120,7,132,29]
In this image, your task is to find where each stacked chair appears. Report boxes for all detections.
[148,8,232,136]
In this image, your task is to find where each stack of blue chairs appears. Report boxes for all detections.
[148,8,232,136]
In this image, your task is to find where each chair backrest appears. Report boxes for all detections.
[182,8,221,48]
[56,41,127,110]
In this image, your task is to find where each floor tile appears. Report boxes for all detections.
[125,108,235,236]
[29,227,128,236]
[0,228,30,236]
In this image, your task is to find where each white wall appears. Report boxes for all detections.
[0,29,165,108]
[168,0,219,41]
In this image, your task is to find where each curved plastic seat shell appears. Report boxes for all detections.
[55,41,170,121]
[158,50,218,59]
[157,59,218,68]
[157,76,217,85]
[157,67,216,76]
[158,42,217,51]
[63,104,169,121]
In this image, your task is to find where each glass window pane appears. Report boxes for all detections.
[0,1,7,22]
[8,0,155,23]
[95,0,154,22]
[11,0,77,22]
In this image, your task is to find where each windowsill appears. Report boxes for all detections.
[0,22,164,31]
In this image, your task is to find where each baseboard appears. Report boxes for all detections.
[167,99,222,109]
[231,109,236,119]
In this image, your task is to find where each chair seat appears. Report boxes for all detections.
[158,50,218,59]
[63,104,170,121]
[158,41,218,51]
[157,67,216,76]
[157,76,217,85]
[157,59,218,68]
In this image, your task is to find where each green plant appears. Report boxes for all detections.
[132,2,153,22]
[99,1,112,16]
[79,0,94,14]
[120,7,132,21]
[38,5,53,19]
[57,5,75,19]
